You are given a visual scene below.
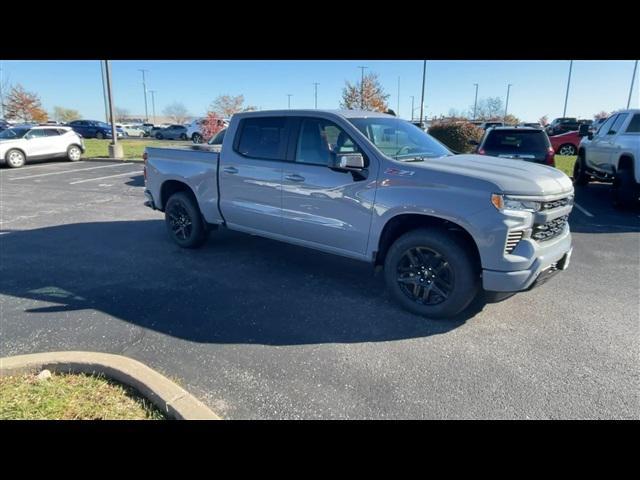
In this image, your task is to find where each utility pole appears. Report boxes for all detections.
[104,61,122,159]
[504,84,513,122]
[358,66,367,109]
[410,96,415,121]
[313,82,319,109]
[0,61,5,119]
[287,94,292,109]
[149,90,157,124]
[627,60,638,109]
[563,60,573,118]
[397,76,400,117]
[473,83,479,120]
[419,60,426,126]
[138,68,149,122]
[100,61,109,123]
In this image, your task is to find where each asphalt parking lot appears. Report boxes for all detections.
[1,159,638,419]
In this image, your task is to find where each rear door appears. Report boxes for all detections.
[218,116,288,236]
[588,114,624,172]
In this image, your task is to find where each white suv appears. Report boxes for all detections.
[575,109,640,208]
[0,125,85,168]
[186,117,230,143]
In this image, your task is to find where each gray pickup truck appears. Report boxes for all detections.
[144,110,574,318]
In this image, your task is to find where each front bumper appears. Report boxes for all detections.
[483,233,573,292]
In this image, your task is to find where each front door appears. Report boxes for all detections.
[281,117,375,256]
[23,129,52,157]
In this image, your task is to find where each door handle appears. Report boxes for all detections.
[223,166,238,174]
[285,174,305,182]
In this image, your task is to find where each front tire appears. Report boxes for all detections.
[96,131,105,140]
[558,144,577,156]
[192,133,203,144]
[573,152,589,186]
[164,192,208,248]
[613,167,638,210]
[180,133,188,141]
[67,145,82,162]
[156,133,163,140]
[5,149,26,168]
[383,228,480,319]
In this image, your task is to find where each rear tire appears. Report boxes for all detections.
[613,167,638,210]
[383,228,480,319]
[573,152,589,186]
[156,133,163,140]
[180,133,188,140]
[164,192,208,248]
[96,131,105,140]
[5,149,26,168]
[192,133,203,144]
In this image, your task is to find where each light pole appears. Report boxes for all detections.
[473,83,479,120]
[410,96,415,121]
[563,60,573,118]
[0,61,5,119]
[397,76,400,117]
[104,60,122,159]
[419,60,426,126]
[627,60,638,109]
[358,66,367,109]
[99,61,109,123]
[504,84,512,122]
[148,90,157,124]
[138,68,149,122]
[287,94,292,109]
[313,82,319,109]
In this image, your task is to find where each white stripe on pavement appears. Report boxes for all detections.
[69,171,143,185]
[9,163,136,180]
[574,202,594,218]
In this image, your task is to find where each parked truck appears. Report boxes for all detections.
[143,110,574,319]
[574,109,640,208]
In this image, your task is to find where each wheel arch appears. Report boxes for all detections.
[374,213,481,271]
[160,179,199,211]
[4,147,27,162]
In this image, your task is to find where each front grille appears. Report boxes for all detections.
[541,195,573,211]
[532,215,569,242]
[505,230,524,254]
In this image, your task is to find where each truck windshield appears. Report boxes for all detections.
[348,117,452,161]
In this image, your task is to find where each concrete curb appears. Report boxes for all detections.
[0,351,220,420]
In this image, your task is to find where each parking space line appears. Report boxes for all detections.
[574,202,594,218]
[9,163,136,180]
[69,171,143,185]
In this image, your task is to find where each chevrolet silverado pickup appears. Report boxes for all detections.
[575,109,640,208]
[143,110,574,319]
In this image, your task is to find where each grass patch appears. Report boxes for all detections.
[83,139,190,160]
[554,155,576,177]
[0,371,166,420]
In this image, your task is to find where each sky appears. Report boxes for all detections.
[1,60,638,122]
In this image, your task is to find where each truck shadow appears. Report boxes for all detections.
[0,220,485,346]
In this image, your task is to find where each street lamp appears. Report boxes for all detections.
[473,83,479,120]
[148,90,157,124]
[287,94,293,109]
[358,66,367,109]
[504,83,513,122]
[562,60,573,118]
[138,68,149,122]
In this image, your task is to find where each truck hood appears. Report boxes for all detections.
[412,154,573,196]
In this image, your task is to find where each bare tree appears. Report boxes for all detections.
[539,115,549,126]
[53,106,81,123]
[210,95,252,117]
[468,97,504,120]
[163,102,190,124]
[594,111,610,120]
[114,107,130,122]
[2,84,48,122]
[340,72,390,112]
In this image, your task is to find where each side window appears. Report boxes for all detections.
[626,114,640,133]
[295,119,359,166]
[236,117,287,160]
[598,115,617,136]
[26,129,47,139]
[44,129,61,137]
[608,114,628,135]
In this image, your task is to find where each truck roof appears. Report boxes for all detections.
[233,109,395,120]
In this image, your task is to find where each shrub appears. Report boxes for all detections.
[199,111,225,142]
[428,121,484,154]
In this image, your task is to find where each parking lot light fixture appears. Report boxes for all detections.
[287,94,293,109]
[138,69,149,122]
[410,96,415,121]
[419,60,426,125]
[149,90,157,124]
[358,66,368,109]
[313,83,319,109]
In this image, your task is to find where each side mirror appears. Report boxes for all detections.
[330,153,365,171]
[578,124,590,137]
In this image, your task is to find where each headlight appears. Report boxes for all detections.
[491,194,542,212]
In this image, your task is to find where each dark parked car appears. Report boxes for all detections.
[68,120,124,139]
[155,124,188,140]
[546,118,592,136]
[471,126,555,166]
[0,119,10,132]
[480,121,505,130]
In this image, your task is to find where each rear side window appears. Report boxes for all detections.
[626,114,640,133]
[43,129,61,136]
[598,115,617,135]
[236,117,287,160]
[484,130,549,152]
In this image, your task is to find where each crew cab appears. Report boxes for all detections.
[574,109,640,208]
[143,110,574,319]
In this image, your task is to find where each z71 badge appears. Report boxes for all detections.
[384,168,415,176]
